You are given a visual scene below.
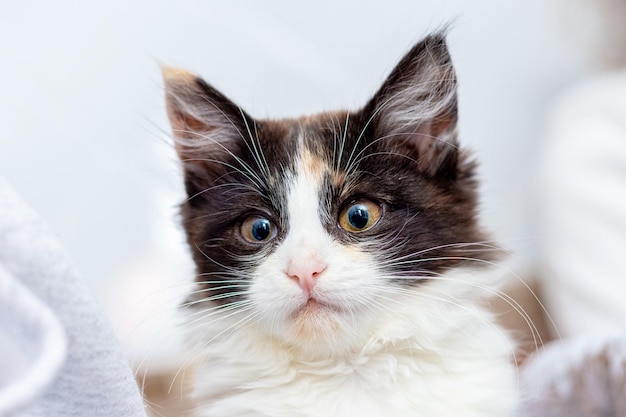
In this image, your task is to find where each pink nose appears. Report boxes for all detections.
[287,257,327,293]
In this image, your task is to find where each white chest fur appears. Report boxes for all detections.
[189,290,518,417]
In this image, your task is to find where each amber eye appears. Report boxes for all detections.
[241,216,277,243]
[338,199,382,233]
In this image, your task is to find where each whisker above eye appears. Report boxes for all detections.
[239,109,270,178]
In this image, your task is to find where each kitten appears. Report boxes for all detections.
[163,33,518,417]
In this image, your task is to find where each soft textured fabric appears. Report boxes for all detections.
[520,332,626,417]
[0,176,146,417]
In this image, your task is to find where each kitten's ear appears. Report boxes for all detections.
[365,33,459,177]
[162,66,248,166]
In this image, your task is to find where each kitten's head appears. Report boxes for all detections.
[164,33,497,357]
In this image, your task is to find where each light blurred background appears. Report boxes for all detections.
[1,0,625,410]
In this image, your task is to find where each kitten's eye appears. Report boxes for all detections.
[339,199,382,233]
[241,216,277,243]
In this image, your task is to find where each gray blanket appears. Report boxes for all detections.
[0,177,146,417]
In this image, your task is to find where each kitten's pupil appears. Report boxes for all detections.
[251,219,272,241]
[348,205,369,230]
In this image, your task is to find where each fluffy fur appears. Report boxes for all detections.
[163,33,519,416]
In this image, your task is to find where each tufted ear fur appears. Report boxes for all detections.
[364,33,459,178]
[162,67,255,197]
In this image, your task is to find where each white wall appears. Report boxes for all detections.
[0,0,584,367]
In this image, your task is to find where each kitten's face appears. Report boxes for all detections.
[164,34,495,356]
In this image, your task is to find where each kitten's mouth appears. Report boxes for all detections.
[304,298,321,311]
[286,297,344,345]
[294,297,340,317]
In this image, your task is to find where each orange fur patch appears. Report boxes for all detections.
[161,66,197,86]
[300,149,328,180]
